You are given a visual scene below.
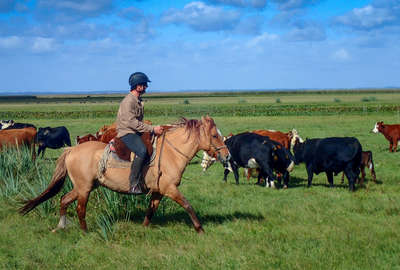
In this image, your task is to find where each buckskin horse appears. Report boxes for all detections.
[19,116,229,233]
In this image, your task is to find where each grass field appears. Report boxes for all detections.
[1,90,400,269]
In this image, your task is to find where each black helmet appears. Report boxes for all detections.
[129,72,151,90]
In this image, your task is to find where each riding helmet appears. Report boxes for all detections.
[129,72,151,90]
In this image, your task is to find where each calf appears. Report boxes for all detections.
[341,150,377,185]
[36,126,72,157]
[293,137,362,191]
[223,133,295,188]
[372,121,400,152]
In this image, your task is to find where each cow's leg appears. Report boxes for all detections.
[41,147,46,158]
[326,171,334,188]
[389,140,393,152]
[306,164,314,187]
[393,137,398,152]
[282,172,289,189]
[223,168,230,182]
[344,168,357,192]
[359,164,366,186]
[371,166,377,183]
[258,161,276,188]
[233,166,240,185]
[52,190,78,232]
[165,186,204,233]
[143,192,163,227]
[340,172,345,184]
[37,145,44,158]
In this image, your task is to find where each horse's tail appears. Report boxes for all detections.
[19,148,72,215]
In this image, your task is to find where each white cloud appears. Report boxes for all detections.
[335,4,398,30]
[31,37,57,52]
[0,36,22,49]
[246,32,279,47]
[161,1,241,32]
[332,48,350,61]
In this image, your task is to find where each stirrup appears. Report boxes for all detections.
[129,184,145,195]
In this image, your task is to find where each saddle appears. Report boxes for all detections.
[110,131,154,162]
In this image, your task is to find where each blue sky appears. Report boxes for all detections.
[0,0,399,93]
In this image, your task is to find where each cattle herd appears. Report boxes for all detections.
[0,119,399,191]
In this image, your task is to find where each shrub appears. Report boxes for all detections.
[276,98,281,103]
[333,98,341,103]
[238,99,247,104]
[183,99,190,105]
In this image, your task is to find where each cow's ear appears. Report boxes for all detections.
[44,130,50,135]
[272,146,277,151]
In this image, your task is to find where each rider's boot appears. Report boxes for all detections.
[129,155,146,194]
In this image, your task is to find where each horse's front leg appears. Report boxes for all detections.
[143,192,163,227]
[166,187,204,233]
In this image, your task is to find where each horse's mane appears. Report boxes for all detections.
[163,117,203,142]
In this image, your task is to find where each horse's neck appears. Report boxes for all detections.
[162,127,200,162]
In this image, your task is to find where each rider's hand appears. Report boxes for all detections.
[153,125,164,135]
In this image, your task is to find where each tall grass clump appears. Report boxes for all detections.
[333,98,341,103]
[276,98,281,103]
[0,146,37,200]
[94,188,150,240]
[361,96,377,102]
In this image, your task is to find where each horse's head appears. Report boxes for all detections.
[199,116,230,164]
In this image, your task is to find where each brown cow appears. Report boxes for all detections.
[76,134,98,144]
[97,122,117,137]
[372,121,400,152]
[0,127,37,159]
[98,120,153,144]
[341,150,377,185]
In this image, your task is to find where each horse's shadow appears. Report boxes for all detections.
[128,210,265,227]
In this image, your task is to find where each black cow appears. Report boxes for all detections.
[36,126,71,157]
[3,122,36,130]
[292,137,362,191]
[223,133,295,188]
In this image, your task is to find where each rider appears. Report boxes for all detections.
[116,72,164,194]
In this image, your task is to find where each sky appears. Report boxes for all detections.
[0,0,399,93]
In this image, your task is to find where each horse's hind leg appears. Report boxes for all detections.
[52,189,78,232]
[166,187,204,233]
[76,191,90,232]
[143,192,163,227]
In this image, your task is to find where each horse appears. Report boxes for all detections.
[19,116,230,234]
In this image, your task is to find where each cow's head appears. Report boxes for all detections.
[270,142,295,172]
[288,128,304,150]
[372,121,384,133]
[292,137,305,165]
[36,127,51,143]
[0,119,14,129]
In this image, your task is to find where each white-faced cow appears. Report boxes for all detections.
[2,121,36,130]
[292,137,362,191]
[36,126,71,157]
[223,133,295,188]
[0,120,15,129]
[372,121,400,152]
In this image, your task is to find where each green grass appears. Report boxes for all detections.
[1,91,400,269]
